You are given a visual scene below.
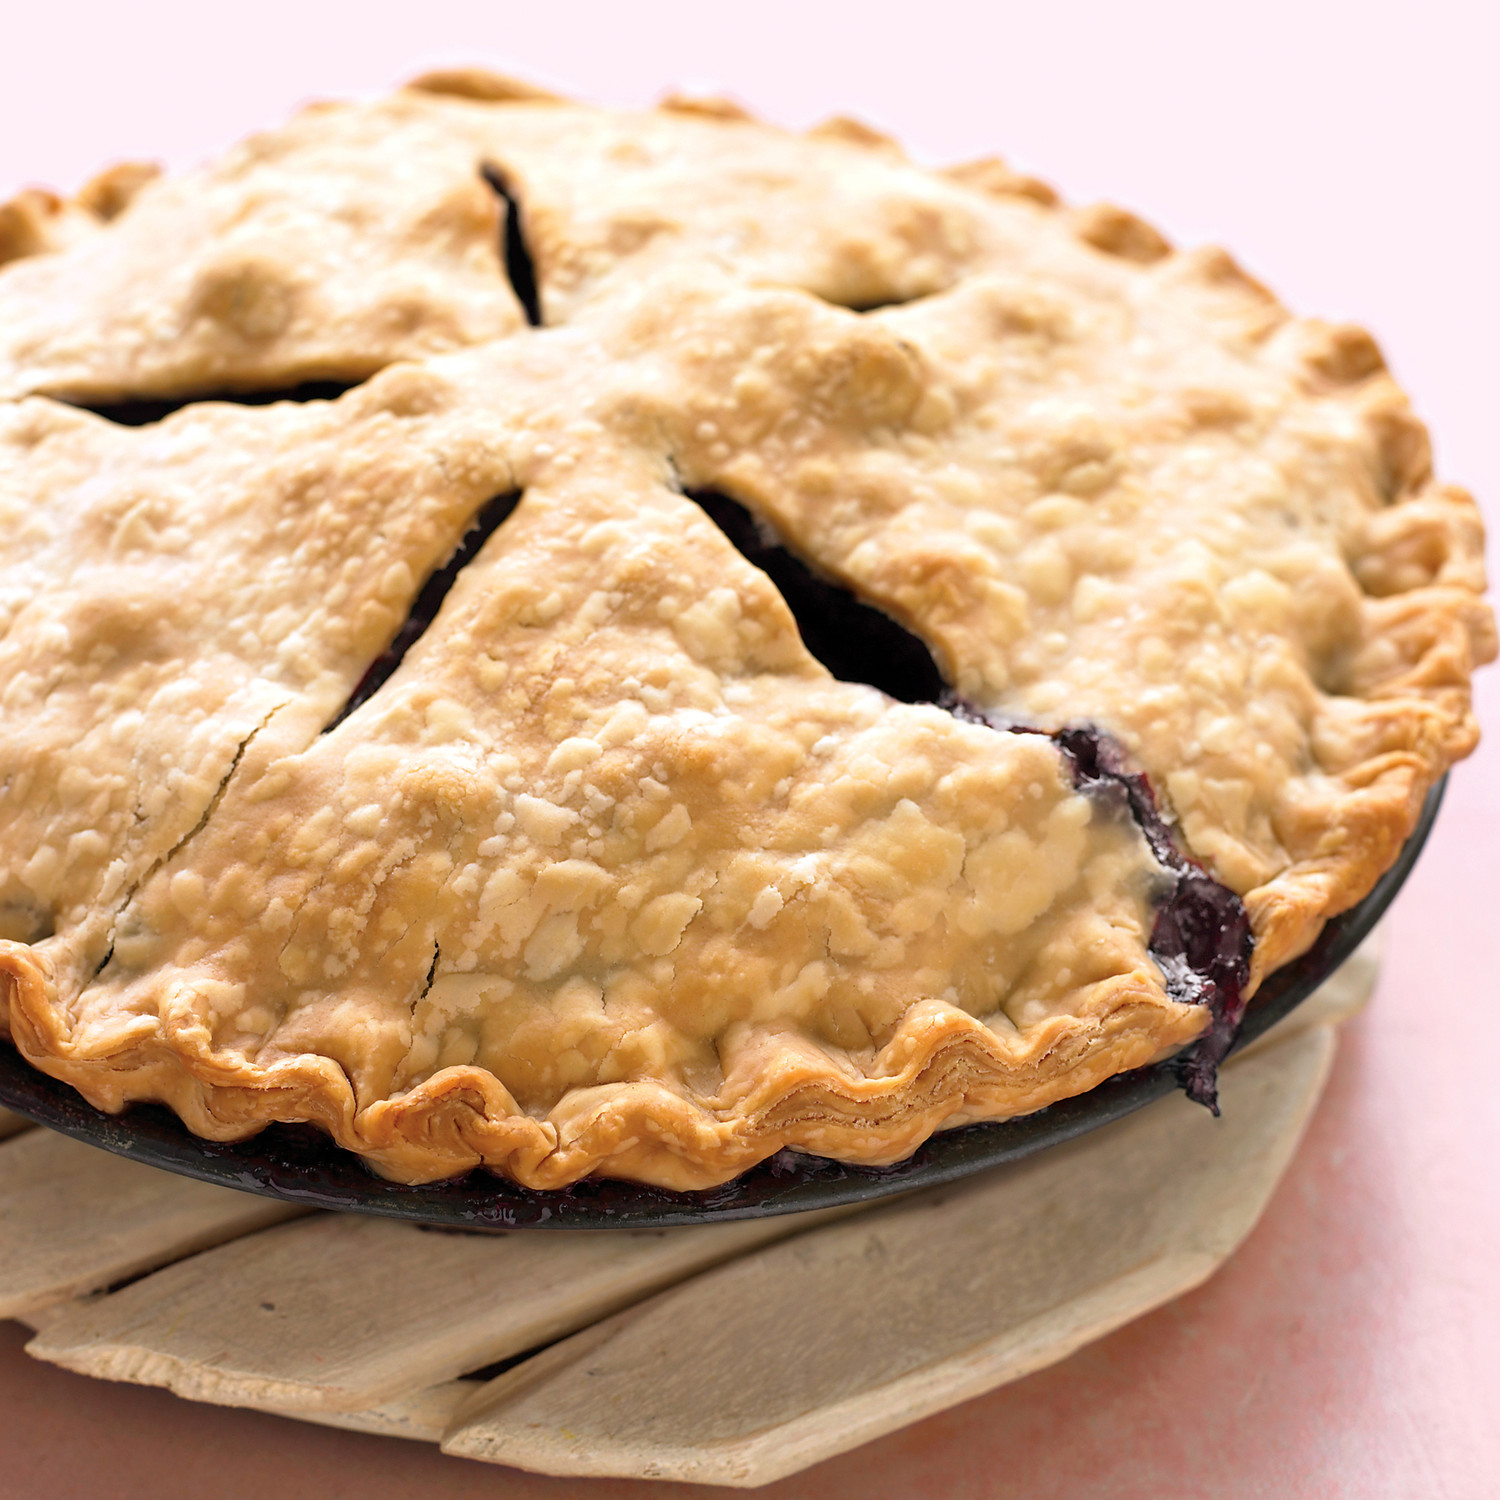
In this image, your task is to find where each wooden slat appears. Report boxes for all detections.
[442,1026,1334,1488]
[25,1201,849,1413]
[0,1107,32,1141]
[0,1129,304,1322]
[267,1381,472,1443]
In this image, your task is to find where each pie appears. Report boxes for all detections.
[0,70,1489,1189]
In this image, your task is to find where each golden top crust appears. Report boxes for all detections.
[0,84,1488,1187]
[0,96,526,403]
[0,162,161,267]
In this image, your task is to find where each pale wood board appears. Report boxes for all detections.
[0,1129,305,1321]
[0,1108,31,1141]
[264,1380,474,1443]
[27,1206,849,1413]
[443,1025,1335,1487]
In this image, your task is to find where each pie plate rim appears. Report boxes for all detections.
[0,780,1443,1230]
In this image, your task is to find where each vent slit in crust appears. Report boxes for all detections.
[326,488,524,731]
[480,166,542,327]
[65,380,357,428]
[833,290,943,315]
[686,489,947,704]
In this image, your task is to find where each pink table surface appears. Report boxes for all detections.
[1,4,1496,1495]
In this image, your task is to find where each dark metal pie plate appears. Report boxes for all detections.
[0,782,1443,1229]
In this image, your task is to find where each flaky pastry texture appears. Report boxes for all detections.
[0,75,1489,1187]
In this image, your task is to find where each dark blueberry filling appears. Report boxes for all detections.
[326,488,523,730]
[1049,725,1251,1113]
[688,487,1252,1108]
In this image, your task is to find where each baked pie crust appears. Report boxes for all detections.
[0,73,1490,1188]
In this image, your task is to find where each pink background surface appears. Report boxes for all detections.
[0,3,1496,1495]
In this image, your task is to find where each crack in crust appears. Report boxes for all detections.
[0,77,1489,1188]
